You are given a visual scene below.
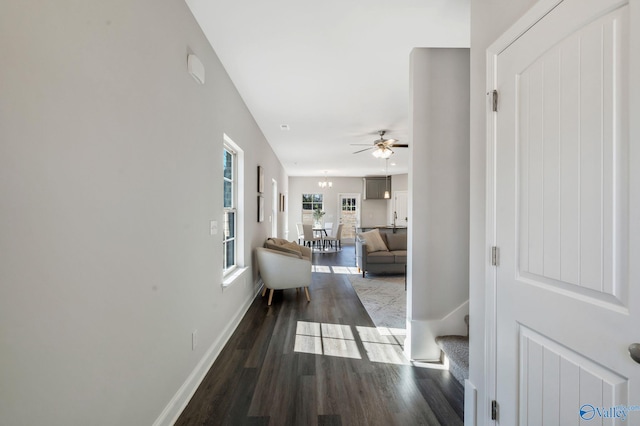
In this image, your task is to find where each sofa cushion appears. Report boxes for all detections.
[359,229,389,253]
[385,233,407,251]
[366,251,395,264]
[391,250,407,263]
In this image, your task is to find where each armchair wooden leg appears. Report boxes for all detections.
[262,286,267,297]
[268,289,274,306]
[304,287,311,302]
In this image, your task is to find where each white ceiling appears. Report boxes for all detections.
[186,0,470,177]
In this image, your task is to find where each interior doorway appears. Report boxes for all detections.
[271,179,277,237]
[393,190,408,227]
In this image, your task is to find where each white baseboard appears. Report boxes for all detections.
[153,283,262,426]
[464,379,477,426]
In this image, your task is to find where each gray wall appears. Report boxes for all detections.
[0,1,286,425]
[468,0,538,423]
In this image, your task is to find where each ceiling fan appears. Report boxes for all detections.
[352,130,409,158]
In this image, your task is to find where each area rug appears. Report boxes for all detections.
[348,274,406,329]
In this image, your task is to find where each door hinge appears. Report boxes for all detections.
[491,246,500,266]
[491,400,498,421]
[489,89,498,112]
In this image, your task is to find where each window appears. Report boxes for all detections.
[342,197,356,211]
[223,145,237,273]
[302,193,323,211]
[302,193,323,224]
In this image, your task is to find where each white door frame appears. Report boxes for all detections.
[393,190,408,227]
[271,179,278,238]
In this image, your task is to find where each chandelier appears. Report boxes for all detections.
[318,172,332,189]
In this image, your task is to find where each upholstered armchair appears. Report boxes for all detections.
[256,247,312,305]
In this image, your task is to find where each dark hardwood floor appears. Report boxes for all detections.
[176,244,464,426]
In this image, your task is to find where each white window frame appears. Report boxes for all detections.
[301,193,324,225]
[222,135,245,284]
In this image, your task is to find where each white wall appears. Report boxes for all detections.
[407,48,470,361]
[391,173,409,191]
[0,1,286,425]
[468,0,538,423]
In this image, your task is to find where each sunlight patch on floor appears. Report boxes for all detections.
[323,337,361,359]
[361,341,409,365]
[357,325,409,365]
[294,321,410,364]
[311,265,332,273]
[294,321,361,359]
[321,323,354,340]
[331,266,360,275]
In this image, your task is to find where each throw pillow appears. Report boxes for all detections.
[359,229,389,253]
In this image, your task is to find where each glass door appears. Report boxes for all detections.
[337,193,360,241]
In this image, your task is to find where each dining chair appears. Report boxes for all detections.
[324,222,333,236]
[302,224,322,249]
[296,223,305,244]
[323,223,343,249]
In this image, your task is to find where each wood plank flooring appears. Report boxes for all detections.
[176,244,464,426]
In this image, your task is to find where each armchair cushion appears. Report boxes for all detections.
[265,238,311,260]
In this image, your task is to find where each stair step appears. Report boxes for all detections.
[435,335,469,386]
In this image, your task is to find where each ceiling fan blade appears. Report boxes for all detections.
[389,143,409,148]
[350,143,374,146]
[352,147,374,154]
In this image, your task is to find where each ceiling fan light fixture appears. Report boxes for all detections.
[372,147,393,159]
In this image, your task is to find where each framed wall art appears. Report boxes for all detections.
[257,165,264,193]
[258,195,264,222]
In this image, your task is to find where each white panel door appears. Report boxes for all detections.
[394,191,408,227]
[493,0,639,424]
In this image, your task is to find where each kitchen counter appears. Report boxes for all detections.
[357,226,407,234]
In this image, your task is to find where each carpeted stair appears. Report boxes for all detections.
[435,315,469,386]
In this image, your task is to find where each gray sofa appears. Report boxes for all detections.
[355,231,407,277]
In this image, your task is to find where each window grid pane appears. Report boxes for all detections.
[223,145,237,272]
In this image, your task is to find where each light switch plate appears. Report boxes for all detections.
[210,220,218,235]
